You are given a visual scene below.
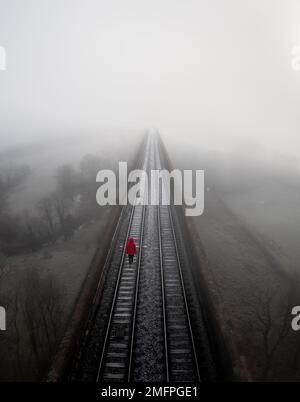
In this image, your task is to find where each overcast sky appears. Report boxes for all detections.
[0,0,300,157]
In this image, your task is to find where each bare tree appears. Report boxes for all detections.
[38,197,57,242]
[52,193,68,227]
[52,193,76,239]
[19,268,65,379]
[21,211,43,251]
[256,289,292,379]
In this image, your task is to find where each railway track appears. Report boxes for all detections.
[154,137,200,382]
[70,133,205,382]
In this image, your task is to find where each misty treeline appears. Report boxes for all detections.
[0,163,30,211]
[0,261,65,380]
[0,153,115,380]
[0,154,113,256]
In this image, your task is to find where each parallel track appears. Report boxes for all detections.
[80,134,201,382]
[155,136,200,381]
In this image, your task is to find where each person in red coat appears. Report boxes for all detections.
[126,237,137,264]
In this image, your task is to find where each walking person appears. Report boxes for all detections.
[126,237,137,264]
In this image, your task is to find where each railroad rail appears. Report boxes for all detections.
[69,133,207,382]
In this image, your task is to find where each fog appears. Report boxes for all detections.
[2,1,300,382]
[1,0,300,159]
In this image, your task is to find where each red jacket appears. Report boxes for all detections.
[126,238,137,255]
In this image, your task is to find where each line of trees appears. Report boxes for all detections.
[0,154,113,256]
[0,153,116,380]
[0,263,65,380]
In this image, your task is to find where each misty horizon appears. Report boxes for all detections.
[1,0,300,161]
[1,1,300,384]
